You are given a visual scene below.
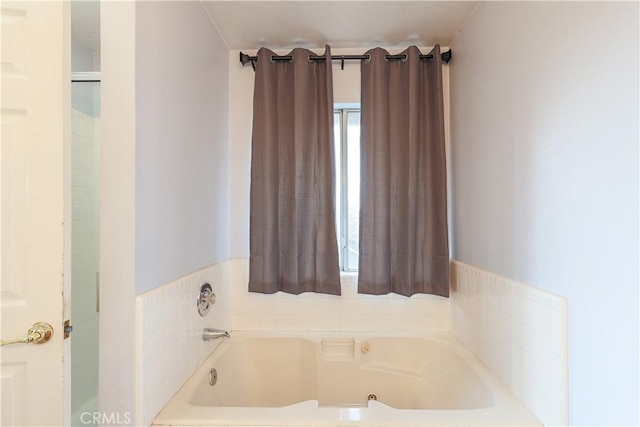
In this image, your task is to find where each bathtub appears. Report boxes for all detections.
[154,332,542,426]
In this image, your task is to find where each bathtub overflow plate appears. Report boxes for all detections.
[360,341,370,354]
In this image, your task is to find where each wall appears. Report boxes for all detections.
[449,2,639,425]
[71,37,99,72]
[135,1,230,294]
[99,1,136,420]
[100,1,230,423]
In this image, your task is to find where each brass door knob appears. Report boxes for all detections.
[0,322,54,346]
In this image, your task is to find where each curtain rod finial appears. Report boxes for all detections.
[441,50,452,64]
[240,51,251,66]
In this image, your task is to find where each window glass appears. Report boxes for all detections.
[333,112,342,268]
[345,111,360,271]
[334,107,360,271]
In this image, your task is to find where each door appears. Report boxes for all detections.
[1,1,67,426]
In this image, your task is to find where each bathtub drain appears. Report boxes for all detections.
[366,393,378,401]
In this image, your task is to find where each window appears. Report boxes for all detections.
[334,106,360,271]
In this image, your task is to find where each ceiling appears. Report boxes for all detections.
[203,1,479,50]
[70,1,479,52]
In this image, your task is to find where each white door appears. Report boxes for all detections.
[1,1,67,426]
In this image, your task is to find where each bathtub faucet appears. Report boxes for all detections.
[202,328,230,341]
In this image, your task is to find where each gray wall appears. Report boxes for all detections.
[135,1,230,294]
[450,2,639,425]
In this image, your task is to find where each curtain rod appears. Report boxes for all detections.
[239,49,452,70]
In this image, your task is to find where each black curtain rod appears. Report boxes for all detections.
[239,49,452,70]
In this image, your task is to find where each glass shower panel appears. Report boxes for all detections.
[70,78,100,426]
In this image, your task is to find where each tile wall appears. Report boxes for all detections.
[135,260,231,426]
[229,258,450,332]
[450,260,568,426]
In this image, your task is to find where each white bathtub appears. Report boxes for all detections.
[154,332,542,426]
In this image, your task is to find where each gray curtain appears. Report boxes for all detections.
[249,46,341,295]
[358,45,449,297]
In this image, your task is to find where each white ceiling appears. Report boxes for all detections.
[203,1,479,50]
[70,1,479,52]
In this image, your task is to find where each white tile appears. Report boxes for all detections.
[450,260,568,427]
[166,318,179,347]
[341,280,358,298]
[404,315,423,331]
[136,260,231,427]
[339,298,357,314]
[549,304,568,358]
[421,315,440,332]
[166,297,180,323]
[314,298,341,316]
[406,297,430,315]
[339,315,361,331]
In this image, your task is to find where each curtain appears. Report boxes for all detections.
[249,46,341,295]
[358,45,449,297]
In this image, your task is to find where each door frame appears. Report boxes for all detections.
[96,1,137,422]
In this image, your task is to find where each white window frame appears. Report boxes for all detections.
[334,104,360,272]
